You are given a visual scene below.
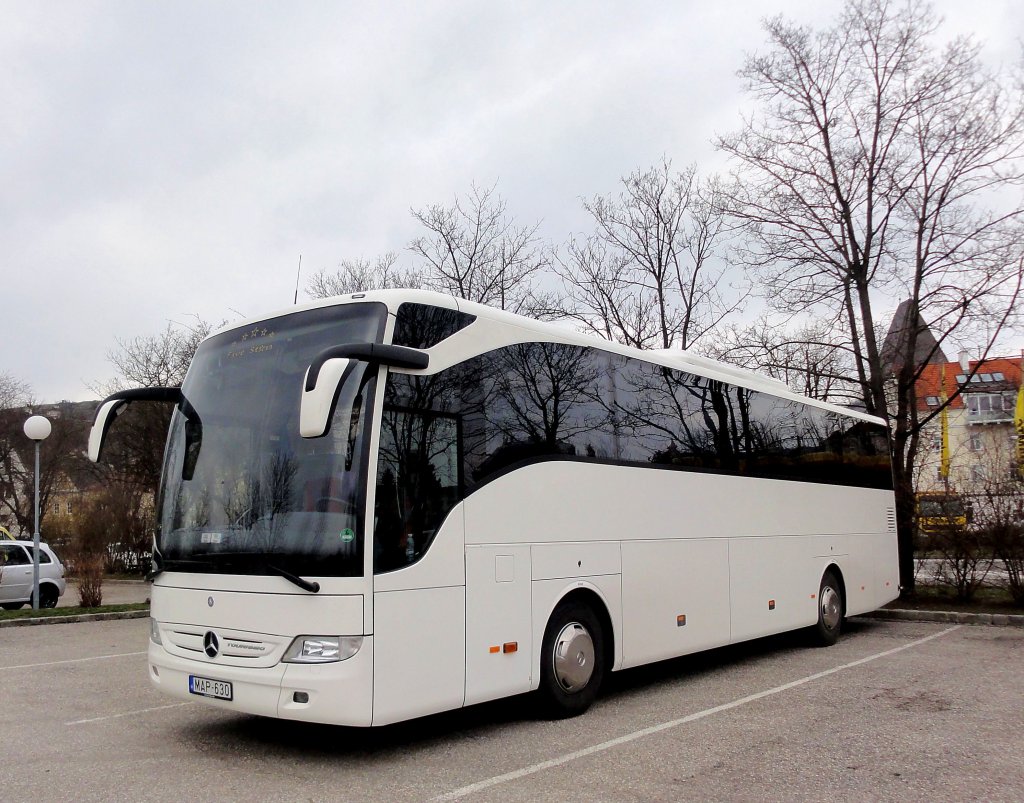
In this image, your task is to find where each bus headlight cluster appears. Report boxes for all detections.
[283,636,362,663]
[150,617,163,645]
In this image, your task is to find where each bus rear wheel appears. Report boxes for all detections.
[811,571,843,647]
[538,599,605,718]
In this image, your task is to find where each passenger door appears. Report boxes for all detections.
[0,544,33,603]
[371,407,466,725]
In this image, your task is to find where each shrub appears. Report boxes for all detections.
[974,486,1024,605]
[989,521,1024,605]
[76,555,104,608]
[929,524,993,603]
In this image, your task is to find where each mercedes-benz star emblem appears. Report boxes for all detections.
[203,631,220,658]
[208,596,214,607]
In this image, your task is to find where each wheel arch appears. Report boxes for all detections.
[537,583,618,680]
[36,579,62,601]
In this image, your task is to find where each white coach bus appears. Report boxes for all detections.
[89,290,898,726]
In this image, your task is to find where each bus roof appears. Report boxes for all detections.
[206,289,885,427]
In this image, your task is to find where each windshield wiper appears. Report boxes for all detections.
[192,551,320,593]
[265,563,320,593]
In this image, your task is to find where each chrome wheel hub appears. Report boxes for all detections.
[552,622,595,694]
[821,585,841,631]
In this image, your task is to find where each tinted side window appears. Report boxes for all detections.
[613,359,730,470]
[613,356,891,489]
[392,303,476,349]
[1,544,31,565]
[837,420,892,489]
[467,343,616,486]
[375,409,461,573]
[373,345,891,568]
[374,363,479,574]
[373,343,616,572]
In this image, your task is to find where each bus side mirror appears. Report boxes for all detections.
[88,386,182,462]
[300,357,353,438]
[88,399,127,462]
[299,343,428,439]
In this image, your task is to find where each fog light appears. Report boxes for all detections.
[150,617,163,645]
[293,691,309,704]
[283,635,362,663]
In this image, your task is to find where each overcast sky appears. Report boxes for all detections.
[3,1,1021,403]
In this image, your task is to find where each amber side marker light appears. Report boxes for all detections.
[503,642,518,654]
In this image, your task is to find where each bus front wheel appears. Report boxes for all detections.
[811,571,843,647]
[538,599,605,718]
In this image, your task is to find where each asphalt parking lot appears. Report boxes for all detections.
[2,617,1021,802]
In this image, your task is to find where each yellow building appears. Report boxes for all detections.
[915,353,1024,497]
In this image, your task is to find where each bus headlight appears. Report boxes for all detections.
[150,617,163,645]
[283,636,362,663]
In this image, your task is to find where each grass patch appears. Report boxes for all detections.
[0,602,149,620]
[889,586,1024,616]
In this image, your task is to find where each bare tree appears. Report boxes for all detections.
[717,0,1024,590]
[101,316,217,475]
[710,315,861,404]
[0,398,91,538]
[67,485,153,603]
[556,161,742,351]
[409,182,551,314]
[105,316,216,390]
[0,375,33,529]
[47,316,222,575]
[0,376,85,540]
[306,253,423,299]
[307,184,552,315]
[0,373,31,411]
[0,374,34,534]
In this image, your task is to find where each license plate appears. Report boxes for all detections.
[189,675,233,701]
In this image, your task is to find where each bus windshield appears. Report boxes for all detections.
[157,303,386,578]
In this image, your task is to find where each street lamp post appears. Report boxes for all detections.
[23,415,51,610]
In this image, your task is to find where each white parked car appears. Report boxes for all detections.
[0,540,67,609]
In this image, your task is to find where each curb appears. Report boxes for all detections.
[859,608,1024,628]
[0,609,150,628]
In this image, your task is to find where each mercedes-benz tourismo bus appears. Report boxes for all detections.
[89,290,898,726]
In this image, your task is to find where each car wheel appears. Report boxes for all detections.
[1,601,25,611]
[538,599,606,718]
[39,584,59,609]
[811,570,843,647]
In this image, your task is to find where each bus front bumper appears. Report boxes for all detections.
[147,637,374,727]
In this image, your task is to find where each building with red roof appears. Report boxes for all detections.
[915,351,1023,493]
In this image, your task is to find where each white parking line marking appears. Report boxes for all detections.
[433,625,961,801]
[0,651,146,671]
[67,702,191,726]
